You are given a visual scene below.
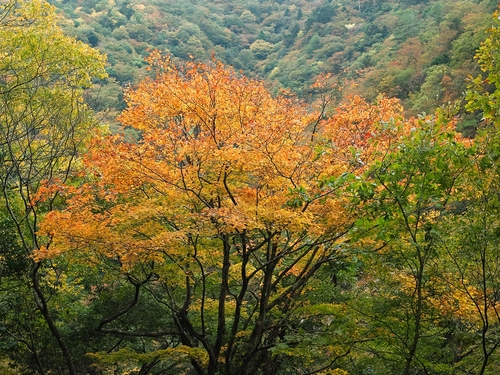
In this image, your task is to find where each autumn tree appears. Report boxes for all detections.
[38,52,404,375]
[0,0,106,373]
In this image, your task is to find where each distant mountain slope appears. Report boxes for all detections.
[50,0,497,119]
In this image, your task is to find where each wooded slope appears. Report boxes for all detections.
[50,0,497,117]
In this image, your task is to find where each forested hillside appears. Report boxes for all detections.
[5,0,500,374]
[49,0,497,119]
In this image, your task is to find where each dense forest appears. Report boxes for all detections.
[4,0,500,374]
[48,0,497,126]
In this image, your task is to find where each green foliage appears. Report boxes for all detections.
[88,346,209,373]
[349,117,477,374]
[306,2,336,27]
[0,1,106,374]
[47,0,495,114]
[466,10,500,125]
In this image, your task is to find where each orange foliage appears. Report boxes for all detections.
[34,54,412,373]
[320,94,404,167]
[37,53,405,267]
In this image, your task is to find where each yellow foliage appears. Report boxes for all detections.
[36,53,406,277]
[319,369,350,375]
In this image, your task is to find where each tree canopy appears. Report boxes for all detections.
[4,1,500,374]
[36,53,405,374]
[0,0,106,373]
